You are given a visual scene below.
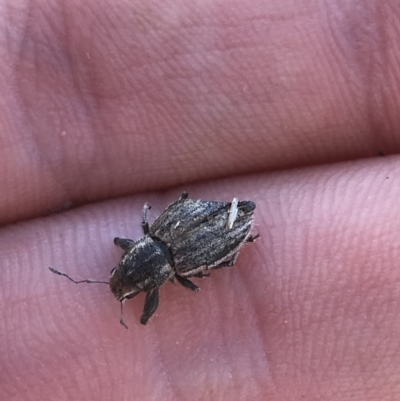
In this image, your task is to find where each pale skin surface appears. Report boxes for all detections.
[1,1,400,400]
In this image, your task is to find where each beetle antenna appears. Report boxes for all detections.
[120,302,129,329]
[48,267,109,285]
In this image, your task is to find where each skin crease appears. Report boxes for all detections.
[1,0,400,400]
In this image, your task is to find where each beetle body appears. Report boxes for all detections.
[110,192,257,324]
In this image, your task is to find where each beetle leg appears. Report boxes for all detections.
[140,288,160,325]
[179,191,189,200]
[175,275,200,292]
[142,203,151,234]
[213,252,239,269]
[191,272,210,278]
[114,237,135,251]
[246,234,260,243]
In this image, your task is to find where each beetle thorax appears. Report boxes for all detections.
[109,235,174,301]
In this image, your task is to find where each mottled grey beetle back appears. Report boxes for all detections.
[149,196,256,276]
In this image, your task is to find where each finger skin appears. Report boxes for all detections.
[2,0,400,223]
[1,157,400,400]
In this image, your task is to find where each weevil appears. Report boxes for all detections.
[49,192,258,326]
